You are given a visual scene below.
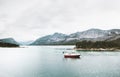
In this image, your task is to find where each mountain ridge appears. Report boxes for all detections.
[31,28,120,45]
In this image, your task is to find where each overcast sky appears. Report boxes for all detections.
[0,0,120,41]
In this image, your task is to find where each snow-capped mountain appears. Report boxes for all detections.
[67,29,108,41]
[69,29,107,38]
[31,33,67,45]
[31,29,120,45]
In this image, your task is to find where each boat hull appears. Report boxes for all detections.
[64,55,80,58]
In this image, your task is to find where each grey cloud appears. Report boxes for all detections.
[0,0,120,41]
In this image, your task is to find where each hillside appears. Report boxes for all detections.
[0,38,19,47]
[75,38,120,51]
[0,38,19,44]
[0,42,19,47]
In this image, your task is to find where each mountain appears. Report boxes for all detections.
[0,38,19,45]
[18,40,34,45]
[69,29,107,38]
[31,33,68,45]
[31,29,120,45]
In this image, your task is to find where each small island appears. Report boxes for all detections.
[75,38,120,51]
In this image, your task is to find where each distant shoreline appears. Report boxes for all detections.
[0,46,20,48]
[74,48,120,51]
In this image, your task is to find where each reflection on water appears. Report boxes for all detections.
[0,46,120,77]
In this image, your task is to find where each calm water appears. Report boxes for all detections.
[0,46,120,77]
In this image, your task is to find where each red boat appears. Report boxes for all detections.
[64,52,80,58]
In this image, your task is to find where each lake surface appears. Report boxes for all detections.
[0,46,120,77]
